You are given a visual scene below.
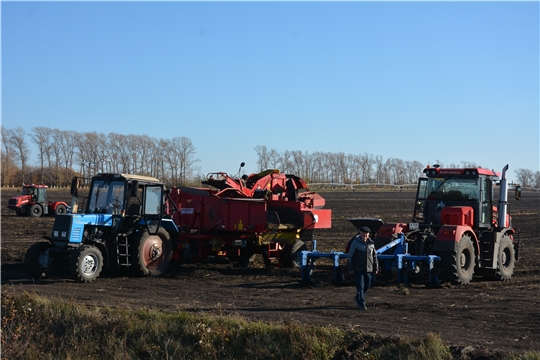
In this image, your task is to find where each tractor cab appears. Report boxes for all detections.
[411,165,514,231]
[82,173,166,232]
[21,184,48,202]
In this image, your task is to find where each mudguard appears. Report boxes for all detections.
[433,225,479,254]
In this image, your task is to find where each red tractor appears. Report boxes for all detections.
[8,184,69,217]
[371,164,521,284]
[167,167,332,267]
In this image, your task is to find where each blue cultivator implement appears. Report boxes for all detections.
[299,218,441,286]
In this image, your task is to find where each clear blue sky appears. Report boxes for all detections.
[2,1,538,182]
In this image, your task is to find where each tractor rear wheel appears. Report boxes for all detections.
[132,228,172,276]
[24,242,54,279]
[496,234,515,280]
[69,245,104,283]
[441,234,475,285]
[55,204,67,215]
[30,204,43,218]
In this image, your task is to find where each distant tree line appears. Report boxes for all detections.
[1,126,199,188]
[254,145,540,188]
[1,126,538,189]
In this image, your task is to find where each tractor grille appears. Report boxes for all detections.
[50,215,73,240]
[8,199,18,205]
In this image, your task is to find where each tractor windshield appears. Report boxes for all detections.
[22,187,35,196]
[88,180,125,214]
[426,177,479,201]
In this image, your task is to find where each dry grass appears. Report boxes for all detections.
[2,288,538,360]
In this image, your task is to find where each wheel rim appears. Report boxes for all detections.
[142,235,163,270]
[501,247,510,268]
[82,254,98,276]
[460,249,471,271]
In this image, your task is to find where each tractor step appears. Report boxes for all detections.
[117,235,131,267]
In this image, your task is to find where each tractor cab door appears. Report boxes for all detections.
[141,184,164,235]
[35,187,47,203]
[412,177,428,223]
[479,177,494,227]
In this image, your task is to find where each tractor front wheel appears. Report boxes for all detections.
[441,234,475,285]
[30,204,43,217]
[496,235,515,280]
[132,228,172,276]
[24,242,54,279]
[69,245,104,283]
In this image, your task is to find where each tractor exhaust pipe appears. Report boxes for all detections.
[497,164,509,228]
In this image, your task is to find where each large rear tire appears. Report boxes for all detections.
[132,228,172,276]
[55,204,67,215]
[69,245,104,283]
[24,242,54,279]
[440,234,475,285]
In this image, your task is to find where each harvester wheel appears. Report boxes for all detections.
[281,240,306,268]
[69,245,104,283]
[30,204,43,218]
[227,246,255,268]
[24,241,54,279]
[55,204,67,215]
[132,228,172,276]
[496,235,515,280]
[441,234,475,285]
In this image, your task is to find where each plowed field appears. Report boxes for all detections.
[2,188,539,356]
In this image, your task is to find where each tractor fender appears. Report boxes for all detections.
[433,225,479,255]
[92,242,110,267]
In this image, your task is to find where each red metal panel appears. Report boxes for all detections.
[441,206,474,227]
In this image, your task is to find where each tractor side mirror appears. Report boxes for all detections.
[70,177,79,197]
[130,180,139,197]
[515,186,522,200]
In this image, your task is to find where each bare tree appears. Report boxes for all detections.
[31,126,53,183]
[515,168,535,187]
[1,126,18,186]
[177,137,199,186]
[7,127,30,184]
[61,130,80,178]
[255,145,270,172]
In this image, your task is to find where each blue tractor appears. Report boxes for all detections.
[24,173,178,283]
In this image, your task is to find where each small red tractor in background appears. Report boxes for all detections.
[167,166,332,267]
[367,164,522,285]
[8,184,69,217]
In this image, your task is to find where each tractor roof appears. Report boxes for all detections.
[23,184,48,189]
[423,166,500,179]
[94,173,162,184]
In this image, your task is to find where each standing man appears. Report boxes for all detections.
[347,226,378,311]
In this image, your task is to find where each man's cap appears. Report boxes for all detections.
[360,226,371,233]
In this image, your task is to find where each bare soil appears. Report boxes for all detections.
[2,188,539,356]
